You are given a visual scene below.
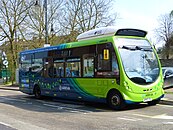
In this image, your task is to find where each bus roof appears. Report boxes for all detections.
[77,26,147,41]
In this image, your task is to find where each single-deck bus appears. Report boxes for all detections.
[19,27,164,109]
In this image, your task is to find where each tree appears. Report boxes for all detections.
[0,0,34,84]
[21,0,63,47]
[19,0,117,46]
[170,10,173,17]
[155,13,173,59]
[59,0,117,42]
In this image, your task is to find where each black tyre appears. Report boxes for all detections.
[34,85,41,99]
[148,99,160,106]
[107,90,125,110]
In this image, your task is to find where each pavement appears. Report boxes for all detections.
[0,84,173,104]
[0,84,19,91]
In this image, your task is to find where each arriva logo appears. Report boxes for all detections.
[59,85,70,91]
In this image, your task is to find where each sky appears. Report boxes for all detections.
[114,0,173,48]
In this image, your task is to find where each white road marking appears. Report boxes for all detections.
[117,116,142,121]
[153,114,173,119]
[163,122,173,125]
[43,103,92,113]
[133,113,152,118]
[0,121,13,127]
[134,113,173,120]
[162,98,169,100]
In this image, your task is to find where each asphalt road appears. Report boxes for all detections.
[0,89,173,130]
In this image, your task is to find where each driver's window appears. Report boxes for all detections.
[96,43,120,78]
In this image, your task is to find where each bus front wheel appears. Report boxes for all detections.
[34,85,41,99]
[107,90,125,110]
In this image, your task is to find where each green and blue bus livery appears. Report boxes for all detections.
[19,27,164,109]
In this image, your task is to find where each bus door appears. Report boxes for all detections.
[82,52,111,96]
[81,54,99,95]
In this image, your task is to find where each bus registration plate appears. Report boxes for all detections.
[143,98,152,102]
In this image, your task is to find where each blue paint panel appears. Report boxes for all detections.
[19,69,106,103]
[20,43,67,55]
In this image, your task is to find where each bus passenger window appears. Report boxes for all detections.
[83,54,94,77]
[66,58,81,77]
[54,59,64,78]
[54,63,64,77]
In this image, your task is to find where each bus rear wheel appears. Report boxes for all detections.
[34,85,41,99]
[107,90,125,110]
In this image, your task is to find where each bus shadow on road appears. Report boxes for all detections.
[38,96,151,112]
[160,100,173,106]
[36,96,151,112]
[0,95,154,113]
[83,102,149,111]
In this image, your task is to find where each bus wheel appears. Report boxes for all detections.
[34,85,41,99]
[107,91,125,110]
[148,99,160,106]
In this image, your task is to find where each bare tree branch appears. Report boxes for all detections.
[155,13,173,59]
[59,0,117,42]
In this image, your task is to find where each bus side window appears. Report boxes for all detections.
[65,58,81,78]
[53,59,64,78]
[55,65,64,77]
[83,54,94,77]
[20,54,32,72]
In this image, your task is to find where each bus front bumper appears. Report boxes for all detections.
[122,89,164,104]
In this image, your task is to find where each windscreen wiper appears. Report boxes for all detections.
[136,46,152,51]
[121,45,152,51]
[121,45,136,51]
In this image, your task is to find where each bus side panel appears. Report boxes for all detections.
[30,77,106,103]
[74,78,120,97]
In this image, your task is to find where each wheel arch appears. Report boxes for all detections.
[33,83,40,94]
[106,88,124,99]
[106,88,126,110]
